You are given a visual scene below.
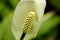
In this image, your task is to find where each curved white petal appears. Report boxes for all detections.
[12,0,46,40]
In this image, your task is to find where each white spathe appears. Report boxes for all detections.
[12,0,46,40]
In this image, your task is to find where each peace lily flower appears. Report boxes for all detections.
[12,0,46,40]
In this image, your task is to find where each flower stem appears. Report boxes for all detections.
[20,32,26,40]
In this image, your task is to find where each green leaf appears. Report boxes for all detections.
[0,13,15,40]
[32,15,60,40]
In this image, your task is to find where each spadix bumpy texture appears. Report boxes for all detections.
[12,0,46,40]
[22,11,38,33]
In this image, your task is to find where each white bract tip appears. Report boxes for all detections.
[12,0,46,40]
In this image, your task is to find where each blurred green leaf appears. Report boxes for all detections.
[0,2,11,19]
[50,0,60,9]
[32,15,60,40]
[0,2,6,11]
[9,0,20,9]
[2,7,10,17]
[0,13,15,40]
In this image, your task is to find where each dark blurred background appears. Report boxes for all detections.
[0,0,60,40]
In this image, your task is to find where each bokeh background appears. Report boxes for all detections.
[0,0,60,40]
